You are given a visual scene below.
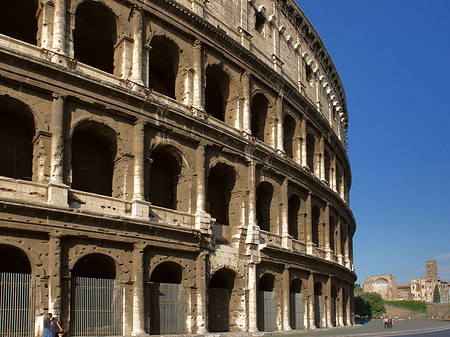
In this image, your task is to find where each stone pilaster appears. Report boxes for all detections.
[132,120,150,219]
[192,40,204,112]
[300,118,307,168]
[196,251,207,333]
[131,6,144,87]
[281,178,291,249]
[242,72,251,135]
[132,243,148,336]
[195,144,210,232]
[307,272,315,329]
[52,0,67,65]
[306,192,313,254]
[324,203,331,259]
[282,267,291,330]
[325,276,332,327]
[276,94,284,152]
[48,233,62,315]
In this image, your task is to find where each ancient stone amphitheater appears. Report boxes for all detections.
[0,0,356,335]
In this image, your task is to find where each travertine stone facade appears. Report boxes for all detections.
[363,274,398,301]
[0,0,356,336]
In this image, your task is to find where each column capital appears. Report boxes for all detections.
[193,39,202,49]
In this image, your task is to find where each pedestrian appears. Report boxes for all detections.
[49,314,65,337]
[44,313,52,337]
[388,316,393,328]
[383,316,388,328]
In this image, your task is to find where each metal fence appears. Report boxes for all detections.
[290,293,304,330]
[0,272,35,337]
[257,291,276,331]
[314,295,322,328]
[70,277,123,336]
[150,283,186,334]
[208,288,231,332]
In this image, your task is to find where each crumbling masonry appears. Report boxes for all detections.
[0,0,356,336]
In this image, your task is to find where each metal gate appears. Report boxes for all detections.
[257,291,276,331]
[208,288,231,332]
[314,295,322,328]
[71,277,123,336]
[150,283,186,334]
[290,293,304,330]
[0,272,35,337]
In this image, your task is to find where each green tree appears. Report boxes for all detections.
[433,284,441,304]
[355,295,371,318]
[361,292,386,318]
[354,283,363,292]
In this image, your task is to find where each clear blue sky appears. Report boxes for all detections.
[296,0,450,285]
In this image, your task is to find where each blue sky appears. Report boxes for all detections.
[296,0,450,285]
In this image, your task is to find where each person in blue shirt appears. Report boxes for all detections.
[49,314,65,337]
[44,313,52,337]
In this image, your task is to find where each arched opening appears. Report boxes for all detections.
[149,147,181,210]
[205,64,229,122]
[283,114,295,159]
[312,206,320,247]
[257,274,276,331]
[207,164,236,226]
[149,36,179,99]
[306,134,315,173]
[74,0,117,73]
[251,93,269,142]
[288,194,300,240]
[255,10,265,33]
[290,279,304,330]
[342,287,347,325]
[72,123,116,197]
[208,268,236,332]
[0,98,34,181]
[256,182,273,232]
[0,0,37,45]
[324,150,330,183]
[71,254,122,336]
[336,163,342,195]
[314,282,323,328]
[329,216,335,254]
[0,245,34,336]
[150,262,186,334]
[331,285,337,327]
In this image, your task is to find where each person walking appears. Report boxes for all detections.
[383,316,389,329]
[49,314,65,337]
[44,313,52,337]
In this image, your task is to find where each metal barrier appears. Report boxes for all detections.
[0,272,35,337]
[70,277,123,336]
[150,283,186,334]
[290,293,304,329]
[257,291,276,331]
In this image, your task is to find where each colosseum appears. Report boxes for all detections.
[0,0,356,335]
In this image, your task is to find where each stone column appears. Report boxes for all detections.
[281,178,291,249]
[282,267,291,330]
[48,234,62,315]
[195,144,210,232]
[132,120,149,218]
[319,135,325,180]
[325,276,332,328]
[338,286,344,327]
[196,251,208,333]
[306,192,313,255]
[343,224,350,268]
[131,6,144,86]
[345,284,352,326]
[276,94,284,152]
[324,204,331,259]
[336,218,343,265]
[300,118,307,168]
[242,72,251,135]
[248,263,258,332]
[307,272,315,329]
[48,94,69,206]
[192,40,204,111]
[132,243,148,336]
[52,0,67,64]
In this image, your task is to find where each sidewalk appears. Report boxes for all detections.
[264,320,450,337]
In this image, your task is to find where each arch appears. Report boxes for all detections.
[290,278,305,330]
[306,133,315,173]
[0,244,31,274]
[74,0,117,73]
[149,145,183,210]
[331,284,338,327]
[0,97,35,181]
[324,150,330,183]
[71,121,117,196]
[149,35,180,99]
[0,0,37,45]
[208,268,236,332]
[71,253,116,279]
[150,261,183,284]
[251,93,269,142]
[205,64,230,122]
[314,282,323,328]
[312,206,321,247]
[256,181,273,232]
[329,215,335,253]
[288,194,300,240]
[257,273,276,331]
[283,114,296,159]
[258,273,274,291]
[207,163,236,226]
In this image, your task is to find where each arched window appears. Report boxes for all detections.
[256,182,273,232]
[290,279,304,330]
[74,0,117,73]
[314,282,323,328]
[0,99,34,181]
[0,245,31,274]
[72,124,116,196]
[149,147,181,210]
[149,36,179,99]
[324,150,330,183]
[208,268,236,332]
[0,0,37,45]
[72,253,116,279]
[207,164,235,225]
[331,285,337,327]
[257,274,276,331]
[312,206,320,247]
[205,65,229,122]
[251,93,269,142]
[283,114,295,158]
[329,216,335,253]
[306,134,315,173]
[288,194,300,240]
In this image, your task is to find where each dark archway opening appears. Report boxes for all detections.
[0,245,31,274]
[74,0,117,73]
[205,65,229,122]
[207,164,235,225]
[288,194,300,240]
[283,114,295,158]
[0,0,37,45]
[256,182,273,232]
[257,274,276,331]
[251,94,268,142]
[72,253,116,279]
[149,147,181,210]
[306,134,315,172]
[149,36,179,99]
[312,206,320,247]
[150,262,182,284]
[208,268,236,332]
[314,283,322,328]
[290,279,304,330]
